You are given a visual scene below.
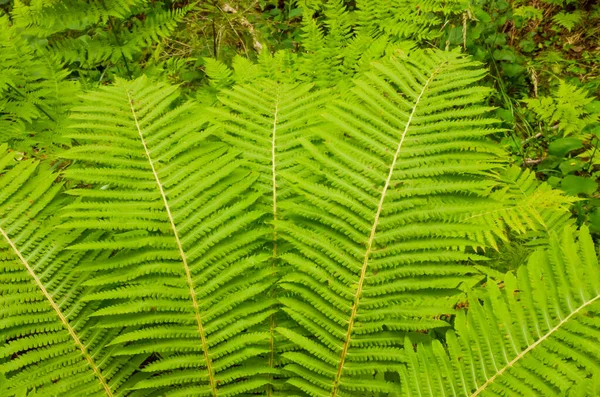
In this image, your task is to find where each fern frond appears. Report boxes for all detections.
[276,50,506,396]
[129,6,190,46]
[401,225,600,396]
[210,80,327,202]
[11,0,106,37]
[61,76,274,396]
[0,144,145,396]
[120,6,191,62]
[204,58,234,90]
[524,80,599,136]
[11,0,151,38]
[297,0,357,88]
[295,0,468,89]
[209,79,329,393]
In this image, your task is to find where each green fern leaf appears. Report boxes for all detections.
[11,0,189,70]
[401,224,600,396]
[208,79,329,394]
[565,374,600,397]
[552,11,583,32]
[60,76,275,396]
[523,80,599,136]
[204,58,234,90]
[276,50,506,396]
[0,144,146,396]
[231,55,261,84]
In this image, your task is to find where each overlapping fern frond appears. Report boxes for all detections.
[275,50,507,396]
[492,166,576,237]
[0,144,144,396]
[49,6,190,68]
[401,225,600,396]
[60,77,275,396]
[565,375,600,397]
[295,0,468,90]
[2,17,598,394]
[298,0,353,87]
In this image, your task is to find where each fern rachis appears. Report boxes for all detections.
[0,227,114,395]
[473,294,600,396]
